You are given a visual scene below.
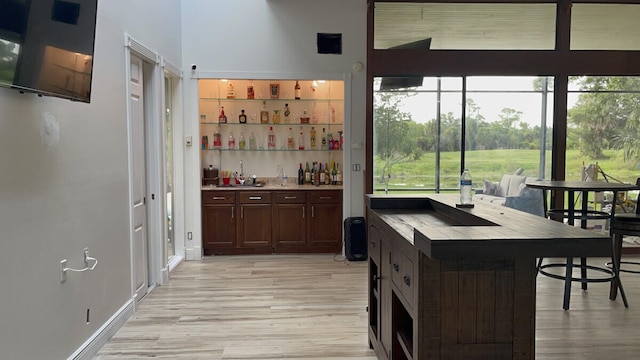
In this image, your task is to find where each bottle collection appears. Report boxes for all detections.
[202,125,343,151]
[296,161,343,186]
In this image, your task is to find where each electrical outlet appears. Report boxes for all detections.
[83,248,89,266]
[60,259,67,283]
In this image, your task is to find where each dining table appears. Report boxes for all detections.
[525,179,640,310]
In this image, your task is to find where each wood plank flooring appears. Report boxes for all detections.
[93,254,640,359]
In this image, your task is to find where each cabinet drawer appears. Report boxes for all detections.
[391,249,415,308]
[202,191,236,204]
[238,191,271,204]
[310,190,341,203]
[275,191,307,203]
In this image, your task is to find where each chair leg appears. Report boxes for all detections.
[563,257,573,310]
[609,233,628,307]
[580,257,588,291]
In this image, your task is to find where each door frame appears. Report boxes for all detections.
[124,34,172,304]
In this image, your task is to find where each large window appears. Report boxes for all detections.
[373,76,553,194]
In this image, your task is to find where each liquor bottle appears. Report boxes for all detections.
[324,163,331,185]
[213,126,222,149]
[331,161,337,185]
[300,110,310,124]
[310,126,317,149]
[238,132,246,150]
[260,101,269,124]
[305,162,311,184]
[247,83,255,99]
[239,109,247,124]
[294,80,301,100]
[226,82,235,99]
[298,127,305,150]
[283,103,291,123]
[228,131,235,149]
[336,163,343,185]
[249,132,257,150]
[311,162,316,185]
[338,131,344,150]
[314,162,320,186]
[321,128,327,150]
[201,135,208,150]
[298,163,304,185]
[287,127,295,150]
[319,163,326,184]
[267,126,276,150]
[328,133,334,150]
[273,109,281,124]
[218,107,227,123]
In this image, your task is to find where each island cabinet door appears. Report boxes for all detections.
[273,191,307,251]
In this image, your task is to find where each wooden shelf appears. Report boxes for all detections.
[396,330,414,360]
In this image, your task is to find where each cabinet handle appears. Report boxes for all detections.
[213,196,225,200]
[371,240,376,248]
[372,274,380,282]
[393,263,399,272]
[319,196,332,200]
[285,196,297,200]
[241,206,244,218]
[231,206,234,219]
[312,206,315,218]
[302,206,305,219]
[403,275,411,287]
[249,196,262,200]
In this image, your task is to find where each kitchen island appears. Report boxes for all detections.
[366,194,613,360]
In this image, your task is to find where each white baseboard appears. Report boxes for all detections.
[69,299,135,360]
[185,246,202,261]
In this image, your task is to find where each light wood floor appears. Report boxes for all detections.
[93,254,640,359]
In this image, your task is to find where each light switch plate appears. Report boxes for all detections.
[186,136,192,146]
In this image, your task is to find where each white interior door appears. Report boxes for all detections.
[130,55,149,303]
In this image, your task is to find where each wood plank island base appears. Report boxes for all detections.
[366,194,613,360]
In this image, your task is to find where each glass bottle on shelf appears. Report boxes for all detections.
[300,110,310,124]
[328,133,334,150]
[319,163,326,184]
[331,161,337,185]
[298,163,304,185]
[249,132,257,150]
[226,82,235,99]
[218,106,227,123]
[294,81,301,100]
[260,101,269,124]
[298,127,305,150]
[283,103,291,123]
[324,163,331,185]
[305,162,311,184]
[287,127,295,150]
[267,126,276,150]
[310,126,317,149]
[247,83,255,99]
[336,163,342,185]
[238,132,246,150]
[321,128,327,150]
[239,109,247,124]
[213,126,222,149]
[273,109,281,124]
[338,131,344,150]
[228,131,235,149]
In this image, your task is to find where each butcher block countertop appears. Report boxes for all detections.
[366,194,612,260]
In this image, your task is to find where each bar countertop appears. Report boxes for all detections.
[366,194,612,259]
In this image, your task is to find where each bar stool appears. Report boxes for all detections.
[609,181,640,303]
[538,209,618,310]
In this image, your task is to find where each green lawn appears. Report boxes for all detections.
[374,149,639,193]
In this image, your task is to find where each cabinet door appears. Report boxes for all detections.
[273,203,307,249]
[309,202,342,250]
[202,205,236,255]
[238,203,272,248]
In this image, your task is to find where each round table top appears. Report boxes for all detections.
[525,179,639,192]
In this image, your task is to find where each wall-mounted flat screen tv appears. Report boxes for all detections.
[379,38,431,91]
[0,0,98,103]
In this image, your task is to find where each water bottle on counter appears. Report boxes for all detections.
[459,168,473,205]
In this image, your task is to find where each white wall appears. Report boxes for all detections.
[181,0,367,259]
[0,0,182,358]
